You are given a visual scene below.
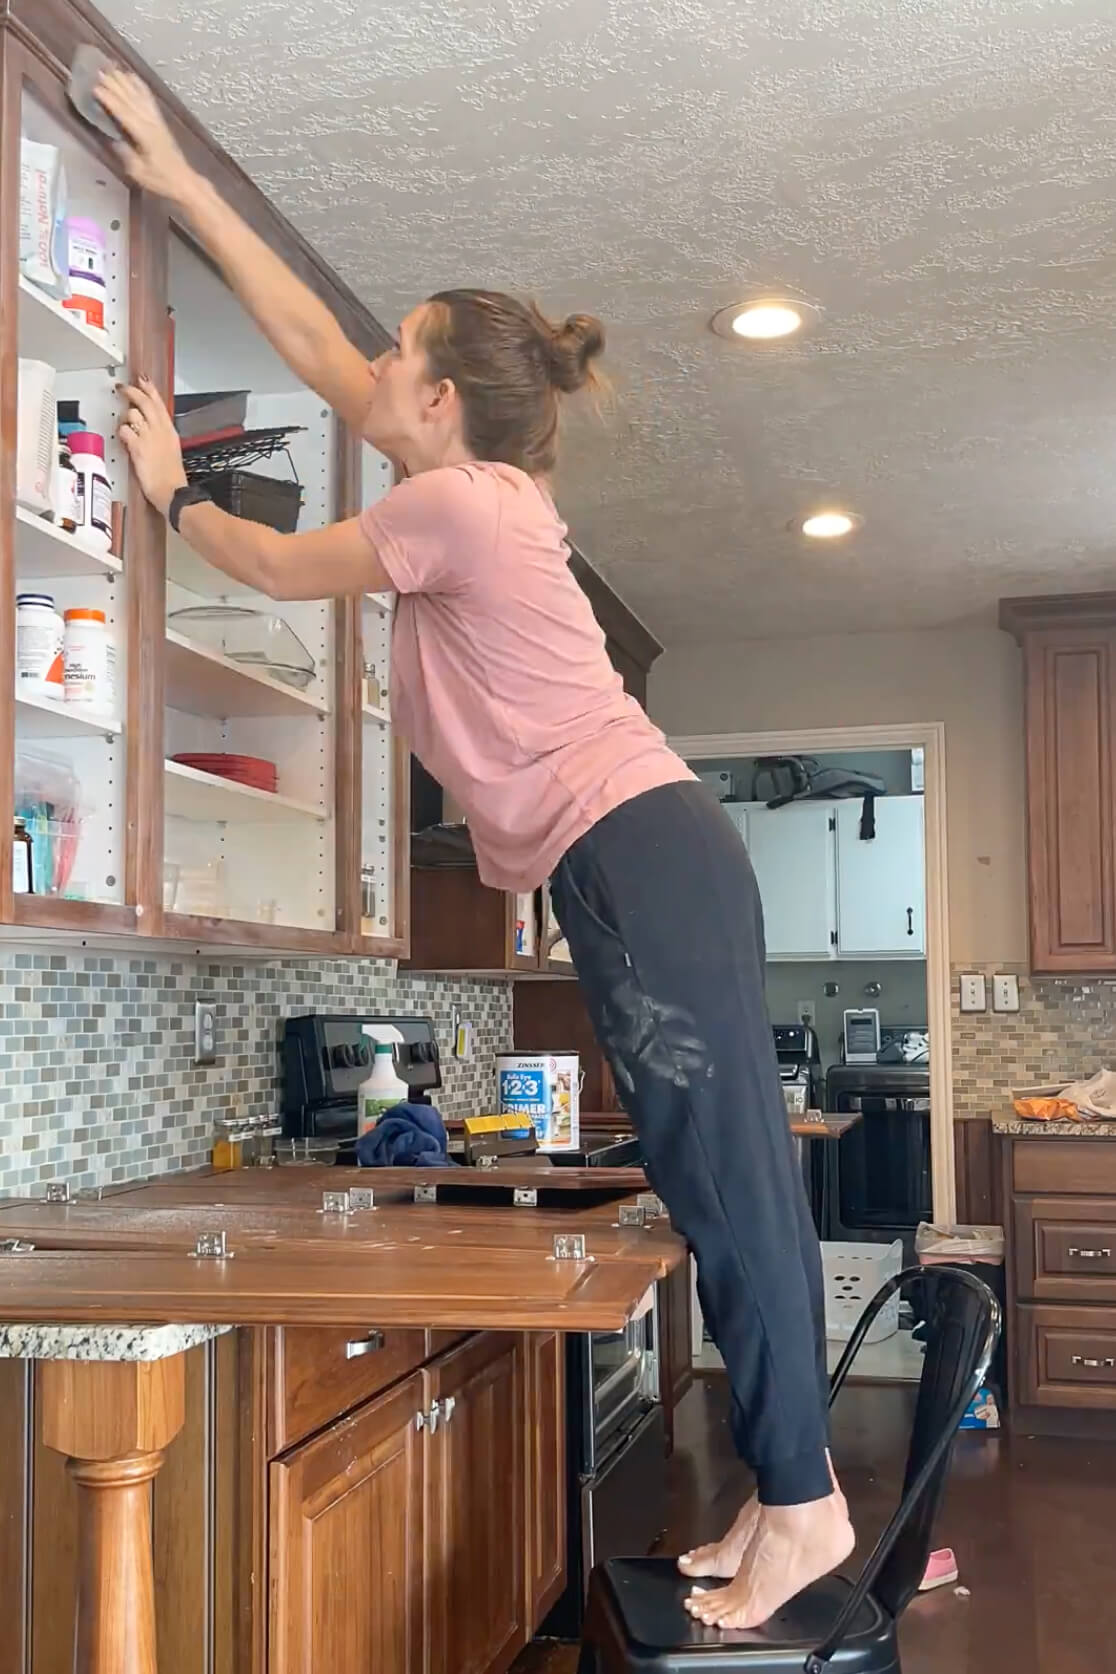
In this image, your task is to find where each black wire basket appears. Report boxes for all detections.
[183,426,307,534]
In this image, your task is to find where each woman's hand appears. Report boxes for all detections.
[95,70,197,205]
[118,379,188,518]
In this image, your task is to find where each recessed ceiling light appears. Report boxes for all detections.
[710,297,819,343]
[801,511,858,540]
[732,303,803,340]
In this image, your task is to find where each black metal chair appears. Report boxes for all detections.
[578,1264,1001,1673]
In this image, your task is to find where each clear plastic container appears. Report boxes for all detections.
[167,605,316,688]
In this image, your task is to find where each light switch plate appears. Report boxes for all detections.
[194,998,217,1065]
[993,973,1020,1014]
[959,973,988,1014]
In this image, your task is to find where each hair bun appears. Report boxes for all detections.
[547,313,605,393]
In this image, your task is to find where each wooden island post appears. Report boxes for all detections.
[40,1355,187,1674]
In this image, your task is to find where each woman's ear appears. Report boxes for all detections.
[426,377,457,418]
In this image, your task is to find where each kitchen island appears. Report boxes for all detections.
[0,1166,682,1674]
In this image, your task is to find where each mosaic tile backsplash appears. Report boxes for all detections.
[952,963,1116,1118]
[0,952,512,1194]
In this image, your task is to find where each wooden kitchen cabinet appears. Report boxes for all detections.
[269,1373,426,1674]
[658,1256,694,1454]
[1,1324,568,1674]
[524,1331,566,1624]
[425,1332,527,1674]
[1,0,409,958]
[1000,596,1116,973]
[1003,1134,1116,1432]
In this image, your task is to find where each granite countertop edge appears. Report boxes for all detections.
[0,1322,232,1362]
[991,1112,1116,1139]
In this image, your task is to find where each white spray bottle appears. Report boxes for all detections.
[358,1025,408,1136]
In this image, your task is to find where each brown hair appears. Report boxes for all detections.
[419,288,605,477]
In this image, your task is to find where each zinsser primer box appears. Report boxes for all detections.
[496,1052,580,1154]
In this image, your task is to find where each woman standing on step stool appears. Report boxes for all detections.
[97,68,855,1632]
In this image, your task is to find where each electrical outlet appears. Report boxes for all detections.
[993,973,1020,1014]
[194,998,217,1065]
[959,973,988,1014]
[797,1000,816,1029]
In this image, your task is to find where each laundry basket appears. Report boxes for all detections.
[820,1240,903,1343]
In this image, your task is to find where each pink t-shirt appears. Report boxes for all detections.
[360,462,693,893]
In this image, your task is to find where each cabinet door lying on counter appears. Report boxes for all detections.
[269,1373,424,1674]
[425,1333,527,1674]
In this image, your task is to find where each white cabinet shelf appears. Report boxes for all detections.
[18,276,123,372]
[362,702,390,726]
[15,691,121,740]
[165,760,327,824]
[165,630,329,720]
[15,507,122,580]
[363,592,393,616]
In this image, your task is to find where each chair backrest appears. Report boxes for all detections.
[808,1263,1001,1672]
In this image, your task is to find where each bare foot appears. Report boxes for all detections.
[677,1493,760,1580]
[678,1451,846,1583]
[684,1493,855,1630]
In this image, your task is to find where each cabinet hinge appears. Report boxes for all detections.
[828,814,836,832]
[552,1233,588,1261]
[830,930,838,947]
[192,1231,233,1260]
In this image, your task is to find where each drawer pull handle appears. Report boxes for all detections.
[344,1331,385,1360]
[1068,1247,1112,1260]
[1071,1355,1116,1370]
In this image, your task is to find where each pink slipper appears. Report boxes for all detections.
[918,1547,959,1592]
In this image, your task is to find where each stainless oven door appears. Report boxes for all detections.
[584,1291,659,1471]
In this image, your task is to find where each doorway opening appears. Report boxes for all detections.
[672,723,952,1383]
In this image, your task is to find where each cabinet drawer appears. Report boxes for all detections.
[1013,1140,1116,1197]
[1014,1198,1116,1302]
[270,1326,428,1453]
[1017,1304,1116,1409]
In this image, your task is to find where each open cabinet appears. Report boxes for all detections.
[2,7,408,956]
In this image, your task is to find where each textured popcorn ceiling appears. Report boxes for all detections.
[101,0,1116,644]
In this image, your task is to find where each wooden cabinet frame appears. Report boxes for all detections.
[2,0,410,958]
[1001,592,1116,974]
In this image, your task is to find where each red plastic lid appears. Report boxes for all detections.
[67,431,106,460]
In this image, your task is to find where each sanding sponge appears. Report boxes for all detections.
[67,45,125,143]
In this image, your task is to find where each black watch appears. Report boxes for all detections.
[168,482,214,533]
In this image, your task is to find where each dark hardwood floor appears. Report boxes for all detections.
[515,1373,1116,1673]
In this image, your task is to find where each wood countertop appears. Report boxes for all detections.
[0,1165,682,1333]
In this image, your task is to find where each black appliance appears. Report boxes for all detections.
[826,1025,931,1241]
[773,1023,823,1116]
[280,1013,441,1143]
[774,1024,829,1235]
[542,1296,666,1639]
[548,1132,644,1169]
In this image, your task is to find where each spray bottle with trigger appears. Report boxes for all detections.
[358,1024,408,1136]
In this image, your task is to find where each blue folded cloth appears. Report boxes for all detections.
[356,1101,450,1169]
